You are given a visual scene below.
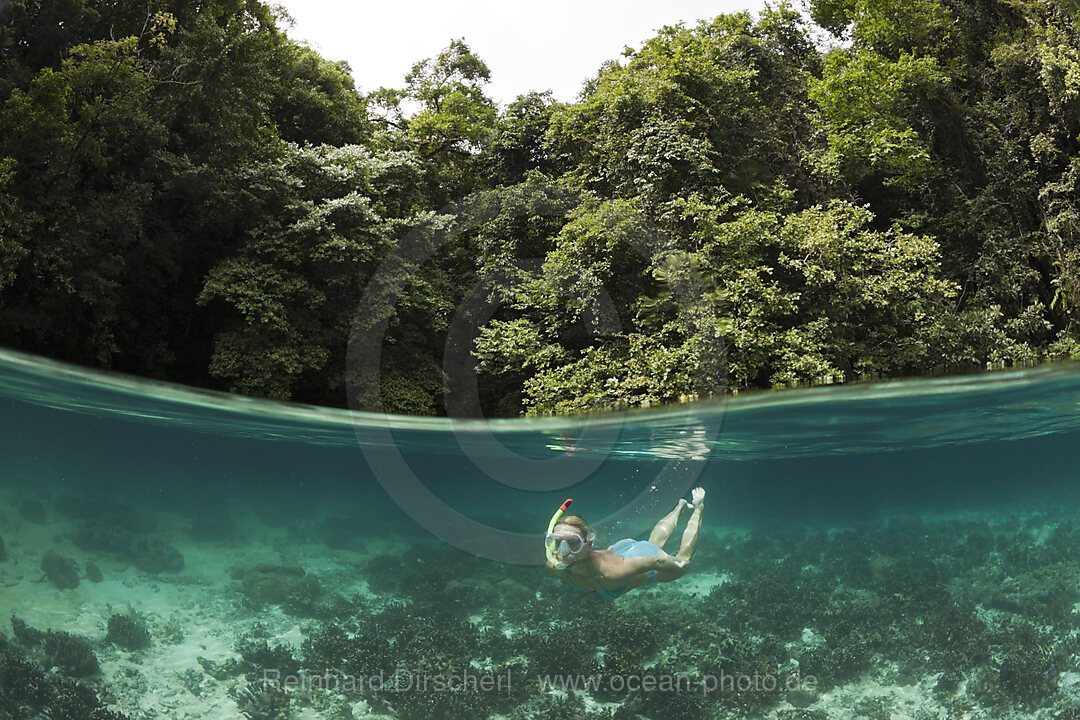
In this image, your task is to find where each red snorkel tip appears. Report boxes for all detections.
[560,498,573,512]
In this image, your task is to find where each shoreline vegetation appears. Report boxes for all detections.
[4,0,1080,417]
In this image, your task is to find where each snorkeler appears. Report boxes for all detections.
[544,488,705,600]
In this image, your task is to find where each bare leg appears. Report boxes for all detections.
[648,498,690,550]
[675,488,705,564]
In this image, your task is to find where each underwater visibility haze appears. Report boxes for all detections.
[3,348,1080,718]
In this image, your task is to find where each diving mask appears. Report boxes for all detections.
[545,530,594,567]
[545,531,589,554]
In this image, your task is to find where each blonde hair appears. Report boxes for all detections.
[555,515,593,539]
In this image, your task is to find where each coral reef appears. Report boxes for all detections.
[10,616,44,646]
[105,614,151,651]
[42,630,99,676]
[0,640,130,719]
[300,623,393,678]
[8,484,1080,719]
[0,646,50,712]
[364,542,499,599]
[11,617,99,677]
[234,681,291,720]
[235,635,301,680]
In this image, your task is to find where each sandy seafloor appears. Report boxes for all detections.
[4,485,1080,720]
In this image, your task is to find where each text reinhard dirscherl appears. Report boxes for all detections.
[260,668,818,697]
[262,668,512,694]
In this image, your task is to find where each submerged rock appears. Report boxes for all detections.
[40,551,79,589]
[129,535,184,574]
[233,564,321,614]
[786,687,819,708]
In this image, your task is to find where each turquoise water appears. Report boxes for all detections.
[3,348,1080,718]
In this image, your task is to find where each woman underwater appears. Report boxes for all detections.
[544,488,705,600]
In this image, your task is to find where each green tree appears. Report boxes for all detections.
[0,157,30,291]
[198,144,422,403]
[810,49,948,193]
[0,36,167,366]
[480,91,559,186]
[472,193,724,414]
[270,44,370,147]
[548,6,821,218]
[807,0,1070,368]
[372,38,497,202]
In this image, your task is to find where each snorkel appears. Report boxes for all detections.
[545,498,574,569]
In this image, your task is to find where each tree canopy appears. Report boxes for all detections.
[2,0,1080,415]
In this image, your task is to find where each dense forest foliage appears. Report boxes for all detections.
[2,0,1080,416]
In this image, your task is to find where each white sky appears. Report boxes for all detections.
[273,1,769,107]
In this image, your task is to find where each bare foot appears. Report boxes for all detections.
[689,487,705,510]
